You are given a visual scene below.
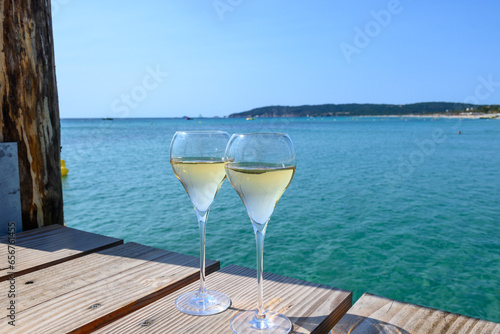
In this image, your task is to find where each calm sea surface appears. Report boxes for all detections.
[61,117,500,323]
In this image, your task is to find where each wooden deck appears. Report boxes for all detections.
[1,226,352,333]
[332,293,500,334]
[2,226,499,333]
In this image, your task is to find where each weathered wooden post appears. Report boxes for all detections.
[0,0,63,230]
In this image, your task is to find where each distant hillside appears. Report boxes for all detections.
[228,102,485,118]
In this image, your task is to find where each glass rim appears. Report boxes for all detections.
[230,132,290,136]
[174,130,229,135]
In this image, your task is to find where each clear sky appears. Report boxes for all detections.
[52,0,500,118]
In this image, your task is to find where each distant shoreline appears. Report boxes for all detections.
[379,113,500,119]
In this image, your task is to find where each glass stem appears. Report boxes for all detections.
[255,226,267,318]
[196,209,209,296]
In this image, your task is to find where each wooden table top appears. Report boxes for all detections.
[0,225,352,333]
[94,264,352,334]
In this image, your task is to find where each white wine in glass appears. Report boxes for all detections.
[225,133,296,334]
[170,130,231,316]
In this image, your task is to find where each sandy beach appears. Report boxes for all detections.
[383,113,500,119]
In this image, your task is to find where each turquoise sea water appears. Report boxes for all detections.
[61,117,500,323]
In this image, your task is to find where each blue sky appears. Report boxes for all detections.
[52,1,500,118]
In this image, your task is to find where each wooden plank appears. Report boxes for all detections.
[93,264,352,334]
[332,293,500,334]
[0,223,62,243]
[2,242,219,333]
[0,225,123,281]
[0,242,164,313]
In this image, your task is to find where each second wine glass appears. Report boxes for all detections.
[224,133,296,334]
[170,130,231,316]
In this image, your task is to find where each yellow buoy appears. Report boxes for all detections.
[61,159,69,177]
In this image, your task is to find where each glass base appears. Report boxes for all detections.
[175,290,231,316]
[230,309,292,334]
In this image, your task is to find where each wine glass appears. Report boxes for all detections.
[224,133,296,334]
[170,130,231,315]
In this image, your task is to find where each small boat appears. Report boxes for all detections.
[185,117,193,120]
[102,118,113,121]
[246,117,256,121]
[61,160,68,177]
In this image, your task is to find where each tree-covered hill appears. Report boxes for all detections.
[227,102,499,118]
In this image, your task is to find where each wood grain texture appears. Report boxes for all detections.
[2,241,219,333]
[94,264,352,334]
[0,0,63,230]
[0,225,122,281]
[332,293,500,334]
